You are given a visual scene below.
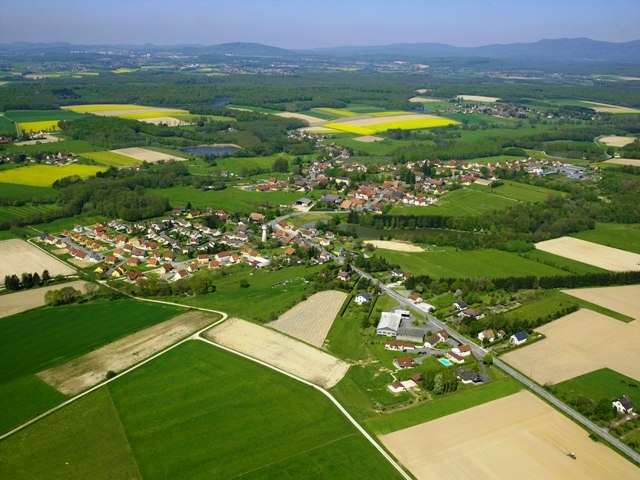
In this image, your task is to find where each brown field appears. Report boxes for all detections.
[535,237,640,271]
[409,96,441,103]
[598,136,637,147]
[275,112,325,124]
[354,135,384,142]
[300,126,338,133]
[0,280,87,319]
[268,291,347,347]
[85,107,187,117]
[0,239,75,285]
[582,102,640,114]
[457,95,501,102]
[364,240,425,252]
[502,310,640,384]
[138,116,189,126]
[38,311,214,395]
[562,284,639,320]
[604,158,640,166]
[204,317,350,388]
[110,147,186,163]
[380,390,639,480]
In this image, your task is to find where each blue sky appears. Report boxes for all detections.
[1,0,638,48]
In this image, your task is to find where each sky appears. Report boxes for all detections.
[1,0,639,49]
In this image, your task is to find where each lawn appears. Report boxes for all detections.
[373,247,570,279]
[571,223,640,254]
[390,188,519,216]
[168,264,325,322]
[0,341,406,479]
[553,368,640,406]
[155,185,302,213]
[82,150,142,167]
[0,164,106,187]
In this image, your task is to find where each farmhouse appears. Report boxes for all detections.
[376,311,402,337]
[388,380,405,393]
[613,396,634,415]
[510,331,528,346]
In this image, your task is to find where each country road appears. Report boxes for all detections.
[350,265,640,464]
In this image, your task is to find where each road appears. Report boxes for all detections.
[351,265,640,464]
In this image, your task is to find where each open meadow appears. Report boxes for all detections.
[502,288,640,385]
[0,164,106,187]
[268,290,347,347]
[0,342,403,480]
[390,188,519,216]
[535,237,640,272]
[205,317,350,388]
[0,239,75,283]
[380,390,639,480]
[571,223,640,254]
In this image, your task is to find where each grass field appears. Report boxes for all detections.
[474,180,562,203]
[166,264,324,322]
[373,247,570,279]
[155,185,302,212]
[0,183,57,204]
[0,204,62,224]
[3,139,98,154]
[571,223,640,254]
[3,110,87,123]
[0,164,106,186]
[518,249,608,275]
[390,188,518,216]
[554,368,640,407]
[82,150,142,167]
[324,135,405,155]
[17,120,61,133]
[0,342,405,479]
[0,116,16,133]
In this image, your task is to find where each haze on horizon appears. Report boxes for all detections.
[1,0,639,49]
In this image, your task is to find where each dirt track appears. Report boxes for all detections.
[380,390,640,480]
[204,317,350,388]
[0,281,87,318]
[38,311,215,395]
[268,291,346,347]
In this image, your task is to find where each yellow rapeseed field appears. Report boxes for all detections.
[82,151,142,167]
[0,164,106,187]
[62,104,151,113]
[314,107,360,117]
[18,120,60,133]
[324,117,458,135]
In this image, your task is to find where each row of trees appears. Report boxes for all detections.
[44,286,81,306]
[3,270,51,291]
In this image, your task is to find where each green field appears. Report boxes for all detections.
[156,185,302,212]
[390,188,519,216]
[553,368,640,407]
[0,115,16,132]
[518,249,607,275]
[0,183,57,204]
[3,110,88,123]
[0,204,62,224]
[474,180,563,203]
[0,342,404,479]
[324,135,405,155]
[4,139,98,154]
[167,264,324,322]
[374,247,571,279]
[572,222,640,254]
[0,164,106,187]
[82,150,142,167]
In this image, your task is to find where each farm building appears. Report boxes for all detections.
[613,396,634,415]
[510,331,528,346]
[376,312,402,337]
[397,326,427,343]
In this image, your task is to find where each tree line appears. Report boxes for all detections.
[3,269,51,291]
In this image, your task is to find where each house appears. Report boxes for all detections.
[337,270,350,281]
[354,292,372,305]
[453,299,468,310]
[457,368,483,385]
[390,268,404,279]
[388,381,405,393]
[478,329,495,343]
[127,257,140,266]
[208,260,221,270]
[376,311,402,337]
[249,212,266,223]
[196,254,209,264]
[384,341,416,352]
[111,266,125,278]
[424,330,449,348]
[453,344,472,357]
[171,269,188,281]
[510,331,528,346]
[187,263,199,273]
[393,357,414,369]
[613,396,634,415]
[461,308,484,320]
[409,292,422,303]
[127,271,144,283]
[147,258,159,267]
[93,264,108,275]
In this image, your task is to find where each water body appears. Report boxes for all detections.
[180,145,241,156]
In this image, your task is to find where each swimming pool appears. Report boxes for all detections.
[438,358,452,366]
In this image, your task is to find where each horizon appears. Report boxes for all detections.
[2,0,639,49]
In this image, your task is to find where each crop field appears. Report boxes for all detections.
[554,368,640,411]
[598,135,637,147]
[535,237,640,272]
[518,250,607,275]
[82,150,142,167]
[62,104,190,124]
[373,247,570,279]
[0,198,61,223]
[571,223,640,254]
[268,290,347,347]
[0,342,403,480]
[0,182,56,203]
[324,114,458,135]
[380,390,639,480]
[502,308,640,384]
[314,107,361,117]
[562,284,639,321]
[62,104,154,113]
[390,188,518,216]
[275,111,326,124]
[476,180,562,203]
[604,158,640,166]
[0,280,88,319]
[110,147,185,162]
[226,104,282,114]
[0,239,75,284]
[17,120,61,133]
[324,135,404,155]
[4,139,98,154]
[0,164,106,187]
[3,110,87,123]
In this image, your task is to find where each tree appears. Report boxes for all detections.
[272,157,289,173]
[42,269,51,283]
[433,373,444,395]
[239,279,250,288]
[483,353,493,366]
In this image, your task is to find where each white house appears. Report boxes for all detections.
[376,312,402,337]
[613,396,634,415]
[510,331,528,346]
[354,292,372,305]
[478,329,495,343]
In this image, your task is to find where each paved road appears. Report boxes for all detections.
[351,265,640,464]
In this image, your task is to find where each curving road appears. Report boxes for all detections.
[351,265,640,464]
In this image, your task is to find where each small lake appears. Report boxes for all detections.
[180,145,241,156]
